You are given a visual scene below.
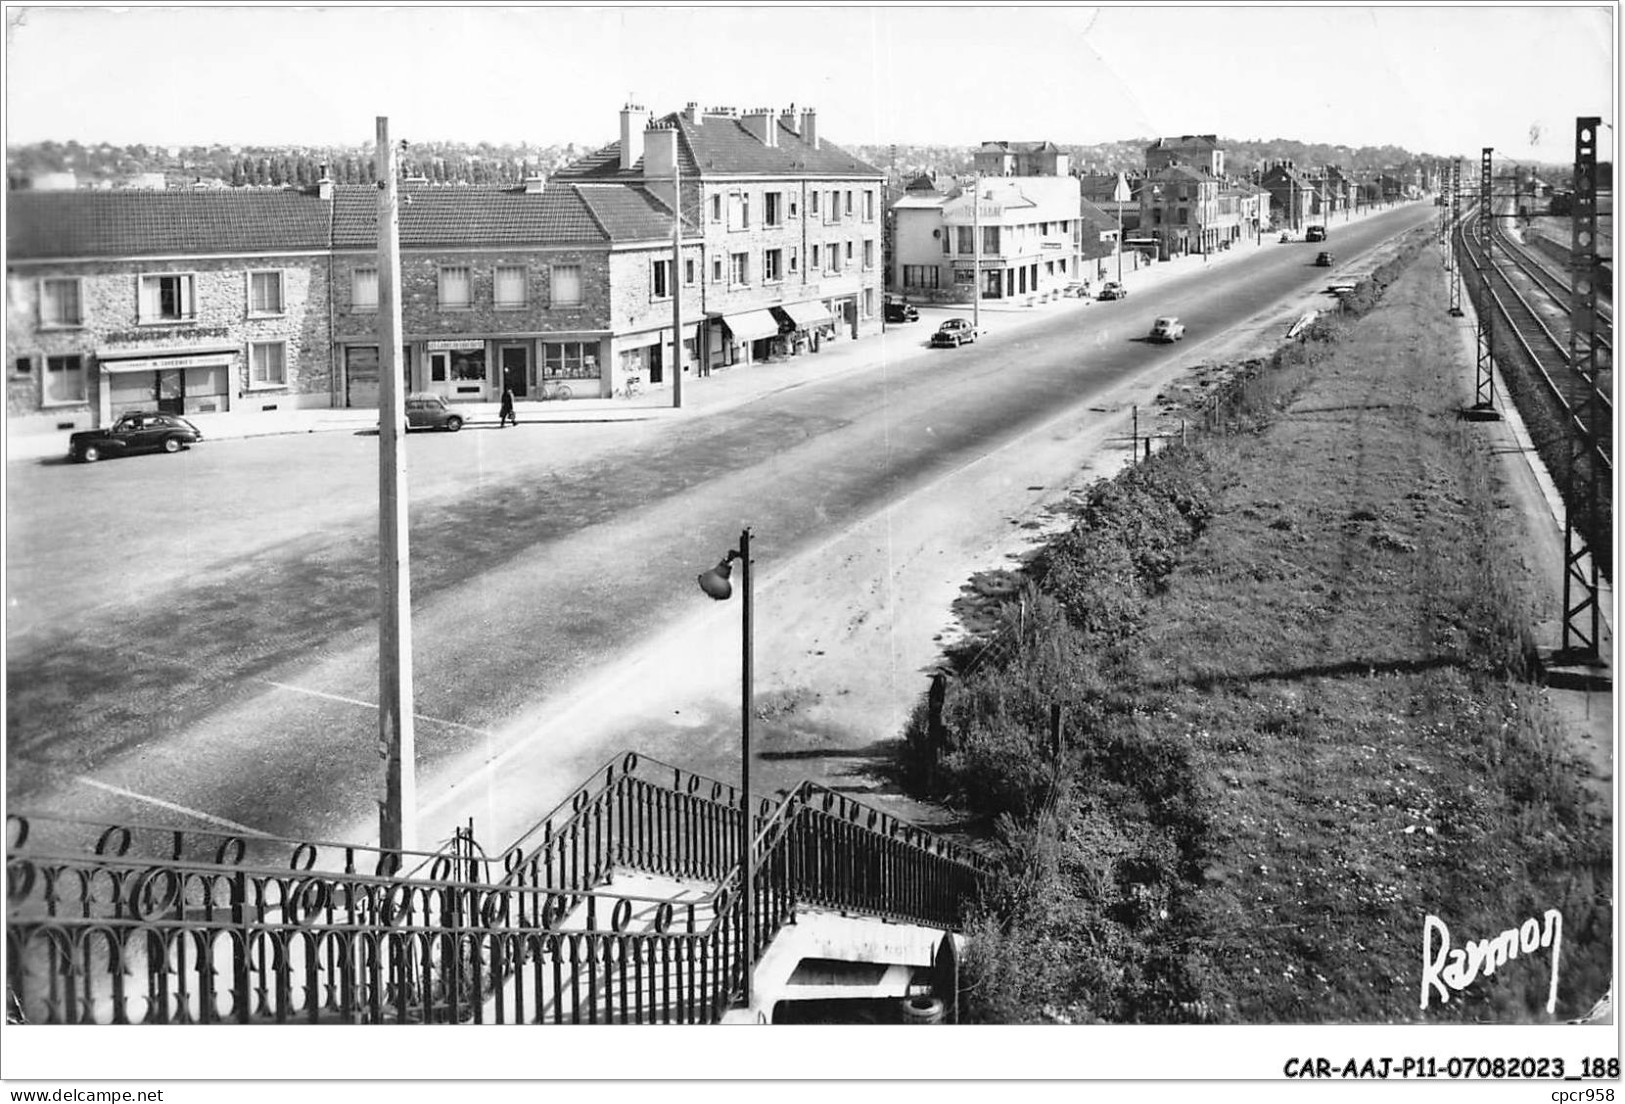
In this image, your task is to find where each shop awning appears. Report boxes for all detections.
[775,300,832,329]
[618,324,699,351]
[721,310,782,344]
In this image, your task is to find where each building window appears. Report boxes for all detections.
[1178,208,1189,225]
[711,194,723,222]
[11,355,36,379]
[39,278,83,328]
[138,273,195,323]
[652,258,671,299]
[864,190,875,221]
[811,244,820,270]
[863,288,874,316]
[809,190,820,216]
[827,191,841,223]
[551,264,582,307]
[542,340,601,380]
[352,267,378,311]
[982,227,1000,254]
[863,240,874,269]
[684,258,696,286]
[438,266,472,310]
[249,341,287,388]
[789,195,799,219]
[789,247,798,273]
[248,270,284,316]
[43,354,85,405]
[844,190,854,216]
[956,226,974,255]
[765,192,782,227]
[764,248,783,283]
[730,252,749,286]
[495,265,527,309]
[728,191,750,230]
[712,256,724,284]
[845,241,854,265]
[1153,208,1163,226]
[829,245,842,274]
[902,265,939,289]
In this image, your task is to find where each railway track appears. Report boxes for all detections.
[1490,224,1613,350]
[1455,218,1612,475]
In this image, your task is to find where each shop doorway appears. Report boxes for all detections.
[499,345,530,398]
[157,369,184,414]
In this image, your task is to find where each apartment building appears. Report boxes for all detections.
[554,103,886,366]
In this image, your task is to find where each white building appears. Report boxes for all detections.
[891,175,1084,304]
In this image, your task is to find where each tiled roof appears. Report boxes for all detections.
[1146,165,1216,184]
[329,183,683,248]
[7,188,331,260]
[554,111,882,181]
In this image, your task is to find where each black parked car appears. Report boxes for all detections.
[69,412,203,463]
[884,298,920,323]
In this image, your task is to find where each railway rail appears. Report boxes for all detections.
[1455,218,1612,475]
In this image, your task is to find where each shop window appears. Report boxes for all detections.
[249,341,287,388]
[43,354,86,405]
[138,273,195,324]
[352,267,378,311]
[439,266,472,310]
[902,265,939,289]
[551,264,582,307]
[495,265,527,309]
[39,278,83,328]
[248,270,284,316]
[542,341,601,380]
[449,349,485,384]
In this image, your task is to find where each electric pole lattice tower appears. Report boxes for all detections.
[1560,116,1606,662]
[1471,148,1499,415]
[1449,159,1463,316]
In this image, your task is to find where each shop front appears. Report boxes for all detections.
[715,309,783,367]
[94,346,235,424]
[425,338,489,401]
[616,325,697,389]
[770,300,833,356]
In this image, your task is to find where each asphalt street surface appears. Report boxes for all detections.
[5,206,1434,851]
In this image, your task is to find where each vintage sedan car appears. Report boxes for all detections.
[405,393,465,431]
[1097,281,1128,300]
[1315,251,1335,267]
[69,411,203,463]
[1148,316,1186,343]
[1306,225,1328,242]
[884,297,920,323]
[1062,281,1093,299]
[930,318,978,347]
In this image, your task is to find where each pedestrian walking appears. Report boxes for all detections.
[499,387,516,428]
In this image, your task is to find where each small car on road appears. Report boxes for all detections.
[884,298,920,323]
[69,411,203,463]
[1097,281,1128,300]
[1148,316,1186,343]
[405,393,465,432]
[1315,251,1335,267]
[1062,281,1092,298]
[930,318,978,347]
[1306,225,1327,242]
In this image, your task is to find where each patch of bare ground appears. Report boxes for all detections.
[917,236,1612,1024]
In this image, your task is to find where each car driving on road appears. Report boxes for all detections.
[69,412,203,463]
[1148,316,1186,343]
[406,393,465,432]
[884,297,920,323]
[930,318,978,347]
[1097,281,1128,300]
[1315,251,1335,267]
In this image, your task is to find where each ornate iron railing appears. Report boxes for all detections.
[8,754,992,1025]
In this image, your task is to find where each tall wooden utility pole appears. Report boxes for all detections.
[376,115,417,855]
[971,175,982,334]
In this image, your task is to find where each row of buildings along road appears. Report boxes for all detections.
[6,110,1432,439]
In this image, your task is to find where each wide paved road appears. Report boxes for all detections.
[5,205,1433,847]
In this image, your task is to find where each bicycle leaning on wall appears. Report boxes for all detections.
[614,374,643,400]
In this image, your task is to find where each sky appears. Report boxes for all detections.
[1,3,1617,163]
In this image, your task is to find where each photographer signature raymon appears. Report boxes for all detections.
[1421,910,1562,1013]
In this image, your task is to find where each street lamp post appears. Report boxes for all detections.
[698,528,754,1006]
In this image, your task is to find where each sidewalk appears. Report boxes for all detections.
[6,208,1398,466]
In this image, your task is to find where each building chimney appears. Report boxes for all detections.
[643,122,679,210]
[317,162,333,200]
[683,101,700,124]
[741,106,776,147]
[780,103,799,135]
[620,102,650,170]
[800,107,818,149]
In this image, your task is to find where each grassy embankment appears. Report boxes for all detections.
[902,233,1613,1024]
